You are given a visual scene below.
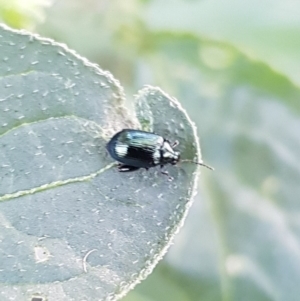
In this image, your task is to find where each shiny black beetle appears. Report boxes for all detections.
[106,129,213,174]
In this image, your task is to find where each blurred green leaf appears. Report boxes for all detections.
[144,0,300,87]
[0,0,50,29]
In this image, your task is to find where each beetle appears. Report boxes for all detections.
[106,129,213,176]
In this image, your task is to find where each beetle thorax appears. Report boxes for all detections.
[161,140,180,165]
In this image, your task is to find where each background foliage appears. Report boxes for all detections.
[1,0,300,300]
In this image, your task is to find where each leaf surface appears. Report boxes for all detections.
[0,25,201,301]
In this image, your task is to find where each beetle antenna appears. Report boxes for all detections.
[181,159,214,171]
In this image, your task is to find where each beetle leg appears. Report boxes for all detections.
[171,140,179,148]
[160,170,173,181]
[118,164,140,172]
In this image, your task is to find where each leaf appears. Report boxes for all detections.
[0,24,201,301]
[0,0,49,30]
[144,0,300,87]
